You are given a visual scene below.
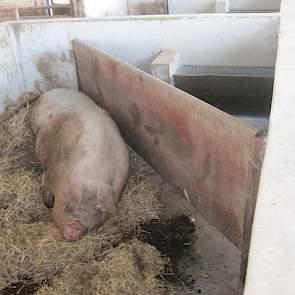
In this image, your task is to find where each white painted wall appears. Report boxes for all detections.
[83,0,127,17]
[244,1,295,294]
[168,0,216,14]
[78,0,281,16]
[0,0,44,8]
[229,0,281,12]
[127,0,166,15]
[0,14,278,112]
[0,24,25,113]
[168,0,281,14]
[53,0,69,3]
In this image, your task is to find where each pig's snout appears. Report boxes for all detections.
[63,220,84,241]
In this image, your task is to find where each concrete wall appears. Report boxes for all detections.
[0,0,46,19]
[168,0,216,14]
[83,0,127,17]
[244,1,295,294]
[0,14,279,112]
[75,0,281,16]
[126,0,281,15]
[229,0,281,12]
[168,0,281,14]
[0,0,44,7]
[0,24,25,112]
[127,0,167,15]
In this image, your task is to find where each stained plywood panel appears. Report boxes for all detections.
[73,41,265,256]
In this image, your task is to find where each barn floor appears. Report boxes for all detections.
[148,174,243,295]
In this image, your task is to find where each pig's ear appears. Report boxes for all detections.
[96,184,116,214]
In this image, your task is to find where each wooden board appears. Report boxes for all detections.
[73,40,266,279]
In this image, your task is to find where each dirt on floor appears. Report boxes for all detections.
[0,104,242,295]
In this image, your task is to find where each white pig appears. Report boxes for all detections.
[31,88,129,241]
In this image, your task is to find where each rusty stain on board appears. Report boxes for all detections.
[130,103,142,126]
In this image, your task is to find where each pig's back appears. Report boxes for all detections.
[32,88,128,187]
[31,88,106,133]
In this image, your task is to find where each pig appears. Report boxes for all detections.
[31,88,129,241]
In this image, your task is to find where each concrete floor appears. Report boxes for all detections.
[233,115,269,131]
[150,174,243,295]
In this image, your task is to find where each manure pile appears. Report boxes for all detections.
[0,105,196,295]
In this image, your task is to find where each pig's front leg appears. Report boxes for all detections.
[42,173,55,209]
